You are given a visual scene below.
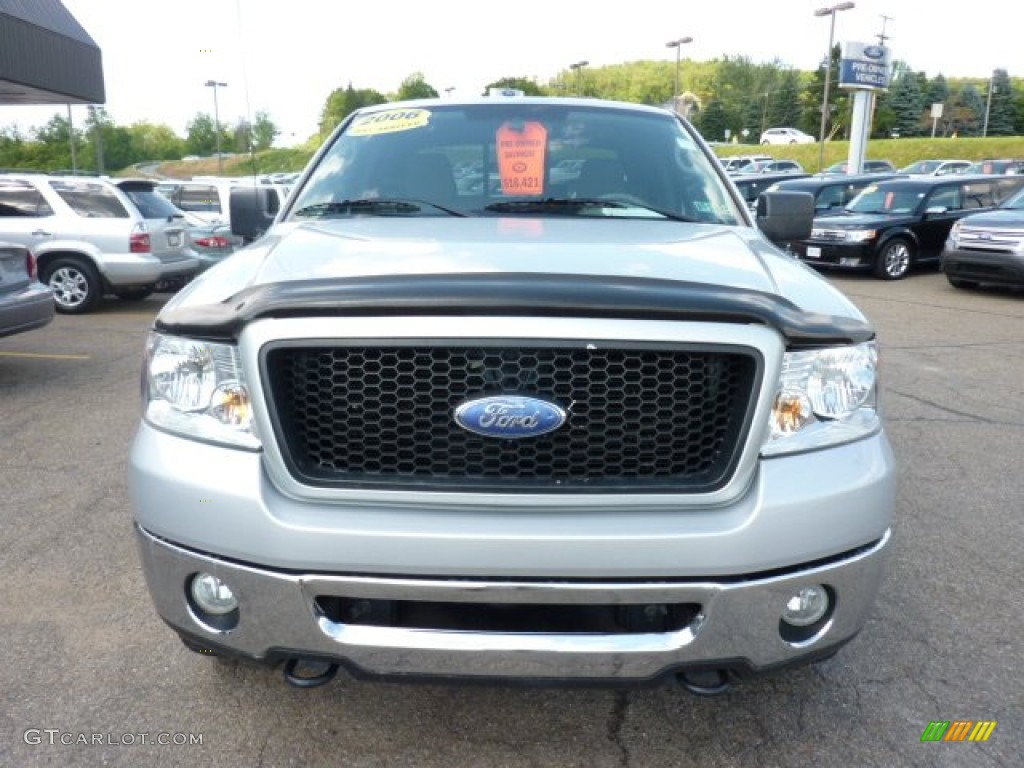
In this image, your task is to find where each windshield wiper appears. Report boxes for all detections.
[484,197,696,222]
[293,198,467,218]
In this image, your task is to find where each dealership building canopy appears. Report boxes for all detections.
[0,0,104,105]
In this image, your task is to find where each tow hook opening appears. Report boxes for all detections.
[676,668,731,696]
[283,658,339,689]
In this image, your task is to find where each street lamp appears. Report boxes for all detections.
[814,2,855,172]
[445,86,455,98]
[665,37,693,113]
[569,61,589,96]
[204,80,228,174]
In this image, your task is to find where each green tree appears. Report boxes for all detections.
[0,125,29,168]
[1015,82,1024,134]
[125,121,185,161]
[694,100,729,143]
[319,84,388,136]
[766,70,803,131]
[870,90,898,138]
[800,45,849,139]
[927,74,949,108]
[231,118,252,154]
[888,71,926,137]
[397,72,439,100]
[482,77,546,96]
[985,69,1015,135]
[950,83,985,136]
[185,113,218,155]
[251,110,277,151]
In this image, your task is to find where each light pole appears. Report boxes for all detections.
[814,2,855,172]
[204,80,228,174]
[570,61,588,96]
[665,37,693,114]
[445,86,455,98]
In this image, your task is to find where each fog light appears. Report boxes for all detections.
[782,585,829,627]
[190,573,238,615]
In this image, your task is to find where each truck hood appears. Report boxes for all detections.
[954,209,1024,228]
[158,218,872,346]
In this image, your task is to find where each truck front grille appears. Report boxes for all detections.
[263,343,760,493]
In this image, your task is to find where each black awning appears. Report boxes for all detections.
[0,0,104,105]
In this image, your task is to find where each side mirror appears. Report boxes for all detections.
[756,191,814,244]
[230,186,279,243]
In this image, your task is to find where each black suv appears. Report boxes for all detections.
[729,171,811,212]
[766,173,903,218]
[790,175,1024,279]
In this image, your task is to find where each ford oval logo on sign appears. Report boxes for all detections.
[454,396,566,439]
[863,45,885,60]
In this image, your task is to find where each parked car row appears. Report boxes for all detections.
[773,174,1024,281]
[0,174,198,313]
[0,172,262,320]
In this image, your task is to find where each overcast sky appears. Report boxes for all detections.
[0,0,1015,145]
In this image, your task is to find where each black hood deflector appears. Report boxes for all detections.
[155,273,873,348]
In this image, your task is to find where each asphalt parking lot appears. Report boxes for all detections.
[1,272,1021,767]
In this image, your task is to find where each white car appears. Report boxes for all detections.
[760,127,816,145]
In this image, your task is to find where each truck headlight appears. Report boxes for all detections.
[143,332,260,449]
[845,229,877,242]
[762,341,879,456]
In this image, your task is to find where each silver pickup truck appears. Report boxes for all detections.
[129,97,896,694]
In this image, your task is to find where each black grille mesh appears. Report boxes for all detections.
[264,344,758,492]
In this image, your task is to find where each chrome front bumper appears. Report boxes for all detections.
[137,525,892,682]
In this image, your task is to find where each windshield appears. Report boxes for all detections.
[120,185,183,219]
[1001,187,1024,210]
[289,102,742,225]
[901,160,940,174]
[845,184,925,214]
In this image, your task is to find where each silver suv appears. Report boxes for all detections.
[0,174,198,313]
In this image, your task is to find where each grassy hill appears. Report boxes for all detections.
[714,136,1024,171]
[153,147,316,179]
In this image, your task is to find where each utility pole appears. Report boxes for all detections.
[87,105,105,174]
[982,73,995,137]
[875,15,893,45]
[868,15,894,140]
[66,105,77,172]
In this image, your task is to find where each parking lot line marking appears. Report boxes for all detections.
[0,351,91,360]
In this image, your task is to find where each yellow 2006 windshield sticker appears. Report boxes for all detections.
[497,121,547,195]
[349,109,431,136]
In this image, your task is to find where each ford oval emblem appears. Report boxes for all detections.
[863,45,885,60]
[454,396,566,439]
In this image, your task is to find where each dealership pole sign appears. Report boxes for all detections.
[838,42,892,91]
[839,41,891,176]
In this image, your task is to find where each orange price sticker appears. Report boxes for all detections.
[496,122,547,196]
